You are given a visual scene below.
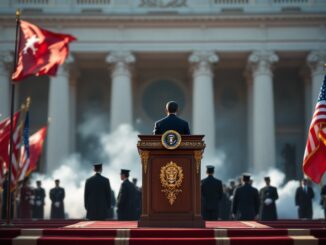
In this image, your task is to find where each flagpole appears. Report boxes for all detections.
[5,9,20,226]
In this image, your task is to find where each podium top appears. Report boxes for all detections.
[137,135,205,150]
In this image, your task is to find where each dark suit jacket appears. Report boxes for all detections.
[50,187,65,219]
[201,175,223,211]
[117,179,137,220]
[84,173,111,220]
[153,114,190,135]
[295,186,314,219]
[232,183,259,220]
[259,185,278,220]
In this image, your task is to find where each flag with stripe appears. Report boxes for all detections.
[0,112,21,187]
[19,126,47,181]
[18,111,30,182]
[303,75,326,183]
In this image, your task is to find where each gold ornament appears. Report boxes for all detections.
[140,151,149,174]
[194,150,203,174]
[160,161,184,205]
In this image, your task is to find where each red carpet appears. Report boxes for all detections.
[0,220,325,244]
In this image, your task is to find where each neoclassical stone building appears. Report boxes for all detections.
[0,0,325,179]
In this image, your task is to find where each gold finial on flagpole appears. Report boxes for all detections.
[16,9,20,20]
[25,97,31,110]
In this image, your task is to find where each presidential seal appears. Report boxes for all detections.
[160,161,184,205]
[161,130,182,150]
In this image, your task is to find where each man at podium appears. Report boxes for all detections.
[153,101,190,135]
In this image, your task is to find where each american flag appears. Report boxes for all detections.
[303,75,326,183]
[0,112,21,188]
[18,111,30,182]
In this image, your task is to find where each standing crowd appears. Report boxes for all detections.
[201,165,326,221]
[1,175,65,220]
[1,163,326,221]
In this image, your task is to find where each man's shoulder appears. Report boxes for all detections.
[155,116,168,125]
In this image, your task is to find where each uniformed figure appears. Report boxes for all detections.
[219,184,232,220]
[50,179,65,219]
[259,176,278,221]
[108,190,116,219]
[1,173,13,220]
[295,179,314,219]
[32,180,45,219]
[84,163,111,220]
[117,169,137,220]
[228,180,236,198]
[201,165,223,220]
[321,184,326,219]
[132,178,142,220]
[232,173,259,220]
[19,178,33,219]
[153,101,190,135]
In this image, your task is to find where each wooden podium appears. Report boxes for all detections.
[137,134,205,228]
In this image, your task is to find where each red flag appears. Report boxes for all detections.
[19,126,47,180]
[303,75,326,183]
[0,112,21,187]
[12,20,76,81]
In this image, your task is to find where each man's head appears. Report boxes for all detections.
[132,178,137,185]
[93,163,102,173]
[302,178,308,186]
[120,169,130,181]
[206,165,214,175]
[165,101,178,115]
[242,173,251,184]
[36,180,41,188]
[229,180,235,188]
[264,176,271,186]
[55,179,60,187]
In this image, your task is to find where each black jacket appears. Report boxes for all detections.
[153,114,190,135]
[50,187,65,219]
[295,186,314,219]
[201,175,223,211]
[232,183,259,220]
[259,185,278,221]
[117,179,137,220]
[84,173,111,220]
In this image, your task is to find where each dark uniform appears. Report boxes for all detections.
[218,185,231,220]
[84,171,111,220]
[108,190,116,219]
[321,185,326,219]
[132,178,142,220]
[295,182,314,219]
[50,180,65,219]
[1,177,13,220]
[32,181,45,219]
[201,166,223,220]
[232,175,259,220]
[259,185,278,221]
[19,183,33,219]
[117,169,137,220]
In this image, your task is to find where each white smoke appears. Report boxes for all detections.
[29,114,325,219]
[30,123,140,219]
[250,168,324,219]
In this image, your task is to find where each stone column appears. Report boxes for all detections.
[248,50,278,172]
[46,55,74,173]
[245,71,254,171]
[307,51,326,108]
[0,52,13,120]
[189,51,218,157]
[106,51,135,131]
[69,69,78,153]
[300,69,312,136]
